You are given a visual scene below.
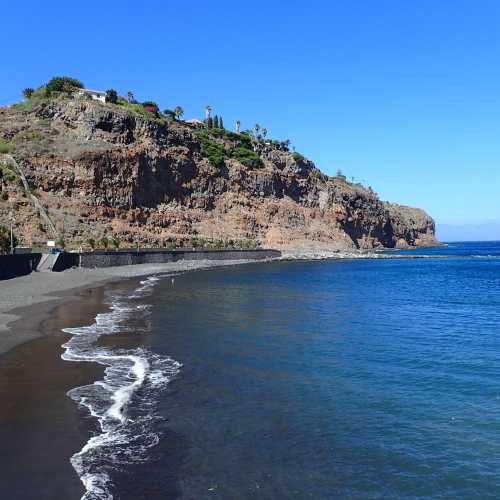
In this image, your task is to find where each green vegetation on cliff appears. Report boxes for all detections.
[231,147,263,169]
[0,139,11,154]
[196,130,226,168]
[0,224,17,254]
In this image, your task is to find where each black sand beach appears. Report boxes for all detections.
[0,285,112,499]
[0,259,264,499]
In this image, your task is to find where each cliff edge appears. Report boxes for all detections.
[0,96,439,251]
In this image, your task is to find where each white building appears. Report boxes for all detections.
[185,118,204,128]
[75,88,106,103]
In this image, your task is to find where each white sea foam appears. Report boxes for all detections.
[61,275,181,500]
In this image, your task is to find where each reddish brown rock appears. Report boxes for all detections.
[0,98,439,250]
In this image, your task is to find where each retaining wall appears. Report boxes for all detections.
[52,249,281,272]
[0,253,42,280]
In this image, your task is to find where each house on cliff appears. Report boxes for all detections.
[74,88,106,103]
[185,119,204,128]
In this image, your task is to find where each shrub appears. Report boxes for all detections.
[111,236,121,250]
[196,131,226,168]
[0,140,11,154]
[105,89,118,104]
[0,163,18,183]
[223,131,240,141]
[99,237,109,250]
[0,224,17,254]
[311,168,327,182]
[223,130,253,149]
[292,152,305,163]
[163,109,176,119]
[142,101,160,116]
[201,141,225,168]
[13,129,47,144]
[87,238,96,251]
[1,192,8,201]
[231,147,263,169]
[237,238,260,249]
[45,76,84,95]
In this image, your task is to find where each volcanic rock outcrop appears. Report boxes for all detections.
[0,97,438,251]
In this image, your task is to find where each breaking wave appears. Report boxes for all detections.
[61,276,180,500]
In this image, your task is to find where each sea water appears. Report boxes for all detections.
[63,242,500,499]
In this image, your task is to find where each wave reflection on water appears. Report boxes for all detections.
[61,276,181,500]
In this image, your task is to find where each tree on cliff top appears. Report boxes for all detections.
[174,106,184,120]
[22,88,34,99]
[105,89,118,104]
[45,76,84,95]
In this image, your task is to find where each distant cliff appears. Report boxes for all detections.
[0,96,439,251]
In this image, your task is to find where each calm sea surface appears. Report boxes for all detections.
[57,242,500,498]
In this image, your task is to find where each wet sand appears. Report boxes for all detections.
[0,284,116,499]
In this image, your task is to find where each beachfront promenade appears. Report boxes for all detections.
[0,248,281,280]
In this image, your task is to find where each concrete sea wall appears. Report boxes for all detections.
[0,253,42,280]
[52,248,281,272]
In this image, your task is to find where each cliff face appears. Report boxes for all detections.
[0,98,438,250]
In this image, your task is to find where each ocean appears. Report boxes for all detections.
[3,241,500,499]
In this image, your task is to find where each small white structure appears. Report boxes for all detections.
[75,88,106,103]
[186,118,204,128]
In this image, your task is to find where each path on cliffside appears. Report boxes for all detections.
[1,154,58,238]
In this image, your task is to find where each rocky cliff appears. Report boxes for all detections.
[0,97,439,251]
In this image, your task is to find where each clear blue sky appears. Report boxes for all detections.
[2,0,499,233]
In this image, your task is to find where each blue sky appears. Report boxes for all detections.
[2,0,499,236]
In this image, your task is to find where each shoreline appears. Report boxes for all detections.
[0,258,271,357]
[0,245,443,357]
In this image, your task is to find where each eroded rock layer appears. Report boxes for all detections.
[0,98,438,250]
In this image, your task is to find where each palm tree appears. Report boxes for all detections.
[100,237,109,250]
[111,236,121,251]
[235,120,241,133]
[262,128,268,139]
[174,106,184,120]
[205,105,212,120]
[22,88,34,100]
[127,91,134,103]
[254,123,261,143]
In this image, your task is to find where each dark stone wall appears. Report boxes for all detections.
[53,249,281,271]
[0,254,42,280]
